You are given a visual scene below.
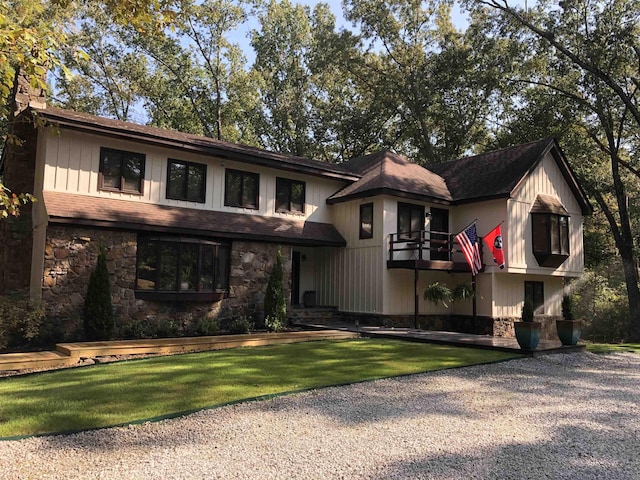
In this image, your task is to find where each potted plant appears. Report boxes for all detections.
[423,282,453,308]
[514,299,541,350]
[557,294,581,345]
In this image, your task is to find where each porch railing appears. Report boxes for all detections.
[388,230,478,263]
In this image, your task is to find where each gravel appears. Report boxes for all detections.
[0,352,638,479]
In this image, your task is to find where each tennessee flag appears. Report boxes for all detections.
[483,224,505,269]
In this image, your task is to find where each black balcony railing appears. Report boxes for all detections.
[388,230,482,267]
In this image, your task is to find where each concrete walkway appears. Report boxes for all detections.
[297,321,586,357]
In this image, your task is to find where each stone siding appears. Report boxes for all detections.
[42,225,290,340]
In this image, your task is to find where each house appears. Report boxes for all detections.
[0,90,591,340]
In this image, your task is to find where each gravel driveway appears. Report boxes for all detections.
[1,352,638,479]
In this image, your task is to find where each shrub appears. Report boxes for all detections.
[561,294,575,321]
[521,300,534,322]
[423,282,453,308]
[227,315,252,334]
[264,315,284,333]
[264,247,287,328]
[194,317,220,336]
[83,246,115,340]
[0,295,44,351]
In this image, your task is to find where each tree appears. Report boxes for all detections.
[472,0,640,341]
[264,247,286,331]
[343,0,501,164]
[83,246,115,340]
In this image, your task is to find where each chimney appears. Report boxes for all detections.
[10,69,47,118]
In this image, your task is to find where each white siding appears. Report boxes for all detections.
[508,152,584,276]
[40,128,346,223]
[491,273,564,317]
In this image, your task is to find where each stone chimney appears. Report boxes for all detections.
[10,68,47,118]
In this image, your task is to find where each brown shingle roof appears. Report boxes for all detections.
[328,151,452,204]
[30,106,359,182]
[43,191,346,246]
[531,194,569,215]
[428,138,554,203]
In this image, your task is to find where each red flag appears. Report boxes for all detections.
[483,224,505,269]
[455,223,482,276]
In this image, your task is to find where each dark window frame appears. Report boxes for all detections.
[99,147,145,195]
[525,281,545,314]
[397,202,425,241]
[135,236,230,302]
[224,169,259,209]
[359,203,374,239]
[166,159,207,203]
[531,213,570,267]
[275,177,306,214]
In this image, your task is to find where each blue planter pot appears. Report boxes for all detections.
[514,322,541,350]
[556,319,581,345]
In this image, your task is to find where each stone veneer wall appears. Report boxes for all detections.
[42,225,291,340]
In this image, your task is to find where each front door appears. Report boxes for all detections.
[291,251,301,306]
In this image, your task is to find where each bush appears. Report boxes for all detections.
[521,300,534,322]
[0,295,44,351]
[561,294,575,321]
[264,315,284,333]
[264,247,287,328]
[194,317,220,336]
[83,246,115,340]
[227,315,252,334]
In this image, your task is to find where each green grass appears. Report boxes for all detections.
[0,339,517,439]
[586,342,640,354]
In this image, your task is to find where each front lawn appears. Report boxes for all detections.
[586,343,640,354]
[0,338,517,438]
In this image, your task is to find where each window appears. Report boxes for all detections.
[360,203,373,239]
[398,202,424,241]
[224,169,259,209]
[531,213,570,267]
[167,159,206,203]
[525,281,544,314]
[276,177,305,213]
[136,236,230,301]
[99,147,145,194]
[429,208,450,261]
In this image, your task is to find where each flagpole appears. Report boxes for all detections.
[481,220,505,237]
[472,273,477,322]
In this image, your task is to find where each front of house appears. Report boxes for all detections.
[0,99,591,340]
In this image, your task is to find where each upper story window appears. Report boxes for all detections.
[99,147,145,194]
[276,177,305,214]
[531,195,570,268]
[136,236,230,301]
[224,169,259,209]
[360,203,373,239]
[398,202,424,241]
[167,159,206,203]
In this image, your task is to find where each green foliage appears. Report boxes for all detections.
[83,246,115,341]
[0,339,517,438]
[264,247,287,327]
[0,183,36,219]
[423,282,453,307]
[194,317,220,336]
[521,300,534,323]
[452,283,476,302]
[264,315,284,333]
[0,295,44,351]
[226,315,253,334]
[575,268,630,343]
[562,294,575,321]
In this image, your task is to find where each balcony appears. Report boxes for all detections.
[387,230,483,272]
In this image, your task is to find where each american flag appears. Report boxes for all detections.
[455,223,482,276]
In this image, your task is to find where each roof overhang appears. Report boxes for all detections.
[43,191,347,247]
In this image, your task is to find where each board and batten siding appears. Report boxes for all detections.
[315,198,384,313]
[490,273,564,318]
[39,128,346,223]
[508,151,584,276]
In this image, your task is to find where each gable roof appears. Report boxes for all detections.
[28,106,359,182]
[430,137,592,214]
[43,191,346,247]
[327,150,452,204]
